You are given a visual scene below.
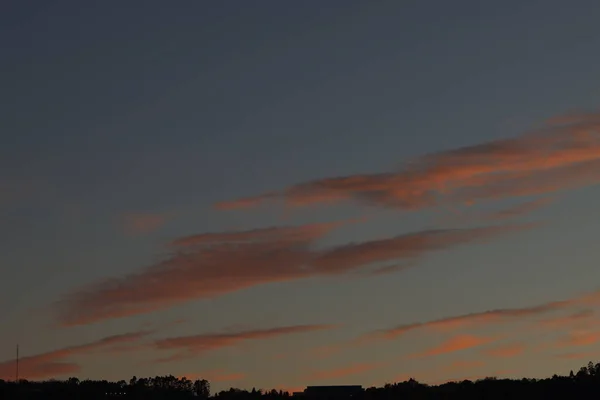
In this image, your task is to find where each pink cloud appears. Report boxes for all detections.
[557,330,600,347]
[414,334,495,358]
[55,222,341,326]
[310,223,536,275]
[372,298,573,340]
[154,325,335,361]
[538,310,595,328]
[0,331,151,380]
[216,112,600,211]
[482,343,525,358]
[56,220,530,326]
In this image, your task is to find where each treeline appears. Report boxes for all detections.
[2,360,600,399]
[0,375,210,399]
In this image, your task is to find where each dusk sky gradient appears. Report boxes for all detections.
[3,0,600,392]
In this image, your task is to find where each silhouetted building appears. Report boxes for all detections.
[303,385,363,399]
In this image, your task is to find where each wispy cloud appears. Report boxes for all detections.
[557,330,600,347]
[371,298,573,340]
[0,331,151,380]
[121,212,170,235]
[56,220,530,326]
[310,223,536,275]
[538,310,595,329]
[55,221,342,326]
[217,113,600,211]
[154,325,335,362]
[414,335,495,358]
[482,343,525,358]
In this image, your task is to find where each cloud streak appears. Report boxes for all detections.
[367,291,600,347]
[414,335,494,358]
[0,331,151,380]
[155,325,335,361]
[557,330,600,347]
[56,222,342,326]
[374,299,572,340]
[538,310,595,329]
[216,113,600,211]
[482,343,525,358]
[56,220,532,326]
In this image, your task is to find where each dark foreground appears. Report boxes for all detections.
[2,360,600,399]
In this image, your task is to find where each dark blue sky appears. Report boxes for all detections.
[2,0,600,390]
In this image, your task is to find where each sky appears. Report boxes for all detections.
[2,0,600,392]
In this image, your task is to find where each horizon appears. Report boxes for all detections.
[2,360,600,394]
[2,0,600,393]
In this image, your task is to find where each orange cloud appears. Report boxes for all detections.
[415,335,494,358]
[482,343,525,358]
[0,331,150,380]
[557,330,600,347]
[538,310,595,328]
[310,223,536,275]
[370,293,598,340]
[56,222,341,326]
[216,112,600,211]
[376,302,567,339]
[154,325,335,361]
[121,212,169,235]
[56,220,529,326]
[308,362,381,380]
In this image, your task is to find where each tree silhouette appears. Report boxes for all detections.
[195,378,211,399]
[4,361,600,399]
